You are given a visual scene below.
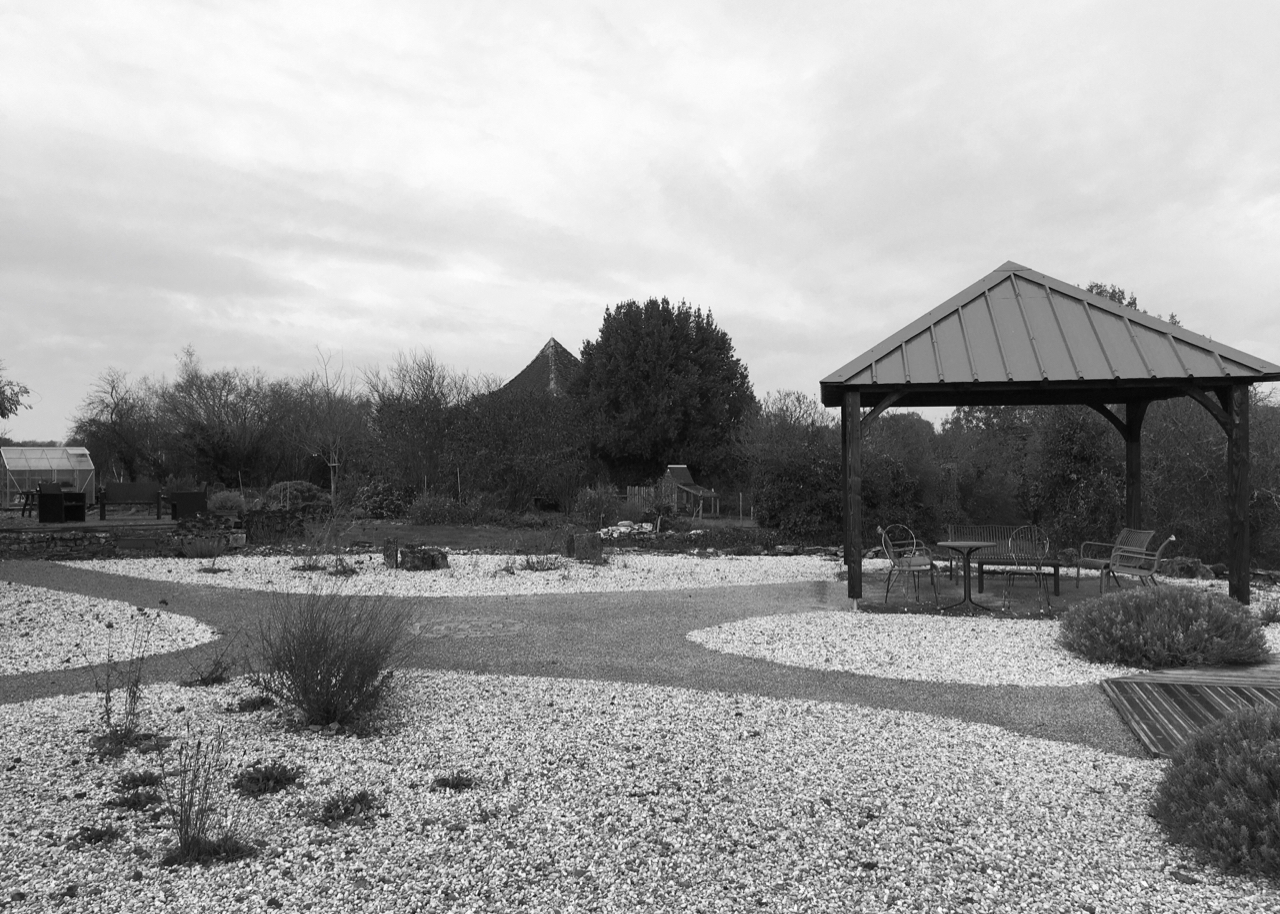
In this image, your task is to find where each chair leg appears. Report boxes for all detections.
[884,568,896,603]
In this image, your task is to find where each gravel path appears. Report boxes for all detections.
[2,672,1276,913]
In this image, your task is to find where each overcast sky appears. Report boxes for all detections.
[2,1,1278,442]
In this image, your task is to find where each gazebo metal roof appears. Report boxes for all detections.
[820,261,1280,409]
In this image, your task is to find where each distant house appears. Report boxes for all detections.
[503,338,582,397]
[657,464,718,516]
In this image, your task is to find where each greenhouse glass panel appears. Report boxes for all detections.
[1,447,96,507]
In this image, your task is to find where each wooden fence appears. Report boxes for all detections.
[623,486,752,520]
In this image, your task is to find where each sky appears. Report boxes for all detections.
[2,1,1278,442]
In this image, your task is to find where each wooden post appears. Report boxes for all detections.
[1225,384,1251,604]
[1124,401,1148,528]
[842,390,862,599]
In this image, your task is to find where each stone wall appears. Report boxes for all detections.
[0,530,117,561]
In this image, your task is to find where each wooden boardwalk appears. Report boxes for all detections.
[1102,662,1280,758]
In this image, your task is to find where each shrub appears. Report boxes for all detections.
[313,789,381,826]
[253,586,414,728]
[264,481,329,510]
[1150,706,1280,878]
[208,490,246,514]
[1059,585,1271,669]
[231,762,302,797]
[571,483,619,528]
[353,479,416,519]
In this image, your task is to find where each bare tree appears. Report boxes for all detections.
[292,350,370,507]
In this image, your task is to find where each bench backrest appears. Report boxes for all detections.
[947,524,1018,560]
[102,481,162,503]
[947,524,1052,562]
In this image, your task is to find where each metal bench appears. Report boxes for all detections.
[945,524,1062,596]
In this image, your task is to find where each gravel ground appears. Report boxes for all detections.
[688,611,1280,687]
[0,582,217,676]
[60,552,846,597]
[4,556,1277,910]
[2,671,1277,913]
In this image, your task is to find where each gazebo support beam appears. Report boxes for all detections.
[1124,402,1147,528]
[1087,401,1148,528]
[842,390,861,600]
[1180,383,1253,604]
[1224,384,1251,604]
[860,390,905,430]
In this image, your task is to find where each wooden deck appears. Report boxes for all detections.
[1102,662,1280,758]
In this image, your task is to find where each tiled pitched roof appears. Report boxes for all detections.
[504,338,582,396]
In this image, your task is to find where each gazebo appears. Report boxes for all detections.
[820,261,1280,604]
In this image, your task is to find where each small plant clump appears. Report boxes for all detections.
[66,824,121,849]
[233,694,277,714]
[106,769,165,810]
[87,619,156,758]
[521,555,563,573]
[181,635,243,688]
[430,771,477,792]
[160,729,255,866]
[231,761,302,798]
[1059,585,1271,669]
[313,789,381,826]
[253,585,415,729]
[1151,706,1280,878]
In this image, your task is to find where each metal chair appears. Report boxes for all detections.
[1106,535,1177,589]
[1077,528,1155,591]
[879,524,938,604]
[1002,525,1051,610]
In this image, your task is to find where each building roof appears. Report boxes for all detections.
[665,464,697,487]
[504,338,582,397]
[820,261,1280,409]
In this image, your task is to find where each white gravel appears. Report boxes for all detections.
[688,612,1146,686]
[688,611,1280,687]
[1,672,1276,913]
[59,552,845,597]
[0,582,218,676]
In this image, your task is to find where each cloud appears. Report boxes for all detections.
[2,1,1279,440]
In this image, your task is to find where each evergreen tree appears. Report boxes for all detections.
[575,298,754,485]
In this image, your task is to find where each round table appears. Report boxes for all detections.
[936,540,996,611]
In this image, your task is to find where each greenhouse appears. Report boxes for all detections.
[1,447,96,508]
